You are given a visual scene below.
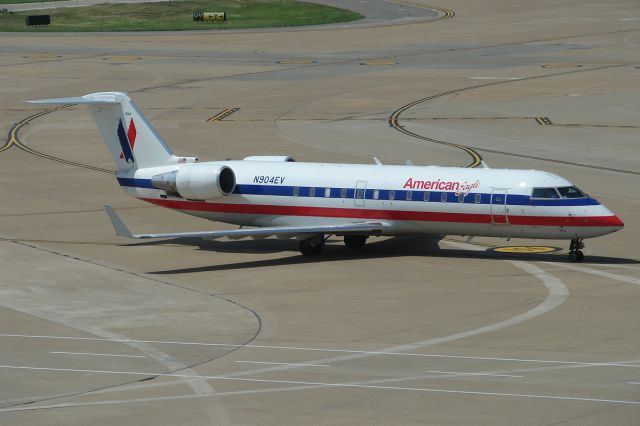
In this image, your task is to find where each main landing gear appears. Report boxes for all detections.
[298,235,370,255]
[569,238,585,262]
[299,235,325,256]
[344,235,368,249]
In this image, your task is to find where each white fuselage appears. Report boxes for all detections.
[116,161,623,240]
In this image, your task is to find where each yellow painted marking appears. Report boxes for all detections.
[493,246,559,254]
[1,105,113,174]
[390,2,455,20]
[389,101,483,168]
[360,59,398,66]
[277,59,316,65]
[535,117,553,125]
[541,64,583,69]
[207,108,240,122]
[102,56,141,61]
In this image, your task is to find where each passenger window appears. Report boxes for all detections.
[309,187,315,197]
[557,186,587,198]
[458,193,465,203]
[532,188,560,199]
[324,188,331,198]
[373,189,380,200]
[389,190,395,200]
[423,192,430,202]
[406,191,412,201]
[474,193,481,204]
[441,192,447,202]
[340,188,347,198]
[293,187,300,196]
[356,188,365,199]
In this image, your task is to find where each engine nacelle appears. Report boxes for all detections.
[243,155,295,162]
[151,164,236,200]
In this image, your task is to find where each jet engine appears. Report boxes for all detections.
[151,165,236,200]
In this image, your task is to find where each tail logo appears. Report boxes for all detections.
[117,119,137,163]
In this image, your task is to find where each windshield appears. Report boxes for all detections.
[531,187,559,199]
[557,186,587,198]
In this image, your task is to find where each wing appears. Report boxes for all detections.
[104,205,389,240]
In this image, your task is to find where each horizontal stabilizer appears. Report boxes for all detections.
[104,205,389,241]
[104,205,134,238]
[28,92,126,105]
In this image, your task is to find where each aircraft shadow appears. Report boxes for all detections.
[146,236,640,274]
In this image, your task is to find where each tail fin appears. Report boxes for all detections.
[28,92,175,171]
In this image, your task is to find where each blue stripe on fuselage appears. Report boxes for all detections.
[116,179,600,206]
[117,177,154,189]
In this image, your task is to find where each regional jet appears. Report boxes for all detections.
[29,92,624,261]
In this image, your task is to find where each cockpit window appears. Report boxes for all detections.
[557,186,587,198]
[531,187,560,199]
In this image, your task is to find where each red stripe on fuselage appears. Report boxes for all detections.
[140,198,623,228]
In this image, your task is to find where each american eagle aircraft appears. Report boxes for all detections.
[29,92,624,261]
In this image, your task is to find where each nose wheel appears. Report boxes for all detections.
[569,238,584,262]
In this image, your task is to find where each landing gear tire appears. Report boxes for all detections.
[344,235,368,249]
[299,237,325,256]
[569,238,585,262]
[569,250,584,262]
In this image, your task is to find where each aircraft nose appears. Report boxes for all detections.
[610,215,624,228]
[590,214,624,229]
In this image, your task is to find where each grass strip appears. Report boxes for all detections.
[0,0,65,5]
[0,0,362,32]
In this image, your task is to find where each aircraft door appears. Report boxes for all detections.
[354,180,367,206]
[490,189,509,224]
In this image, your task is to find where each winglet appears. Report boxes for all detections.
[104,205,134,238]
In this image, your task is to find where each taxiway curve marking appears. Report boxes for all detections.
[2,105,114,174]
[388,63,640,175]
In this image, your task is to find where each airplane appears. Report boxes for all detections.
[29,92,624,262]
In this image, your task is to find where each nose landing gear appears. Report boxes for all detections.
[569,238,584,262]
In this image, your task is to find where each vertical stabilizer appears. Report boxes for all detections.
[28,92,175,171]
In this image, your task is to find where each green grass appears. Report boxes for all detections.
[0,0,65,4]
[0,0,363,32]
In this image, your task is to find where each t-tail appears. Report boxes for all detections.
[28,92,177,171]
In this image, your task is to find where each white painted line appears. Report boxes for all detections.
[0,364,638,407]
[544,262,640,287]
[50,351,145,358]
[469,76,522,80]
[629,382,640,385]
[2,333,639,369]
[427,370,522,378]
[236,361,330,368]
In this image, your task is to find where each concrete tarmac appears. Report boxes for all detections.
[0,1,639,424]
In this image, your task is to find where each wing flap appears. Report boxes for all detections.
[104,205,388,241]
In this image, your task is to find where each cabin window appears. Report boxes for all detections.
[458,193,465,203]
[293,187,300,197]
[324,188,331,197]
[423,192,430,201]
[474,193,481,204]
[389,190,395,200]
[557,186,587,198]
[355,188,365,199]
[531,187,560,199]
[373,189,380,200]
[309,187,316,197]
[340,188,348,198]
[406,191,412,201]
[440,192,447,202]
